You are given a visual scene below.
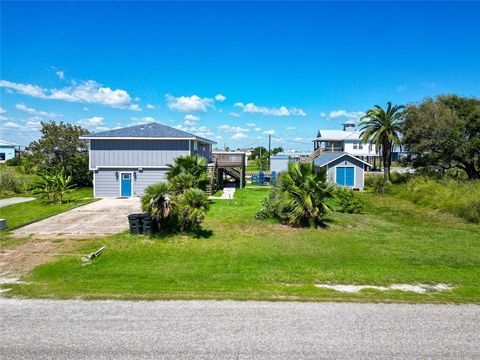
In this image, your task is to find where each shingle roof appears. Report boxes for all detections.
[80,122,216,144]
[313,152,372,167]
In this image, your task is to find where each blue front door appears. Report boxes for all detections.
[121,173,132,197]
[336,167,354,187]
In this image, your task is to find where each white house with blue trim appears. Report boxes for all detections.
[0,140,18,162]
[80,122,216,198]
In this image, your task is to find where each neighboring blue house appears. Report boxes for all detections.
[80,122,216,198]
[313,152,372,190]
[0,140,18,162]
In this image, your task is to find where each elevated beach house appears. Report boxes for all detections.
[80,122,216,197]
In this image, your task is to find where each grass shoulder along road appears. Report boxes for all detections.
[0,187,95,231]
[3,187,480,303]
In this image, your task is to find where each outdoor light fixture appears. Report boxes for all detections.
[115,171,119,180]
[133,172,137,180]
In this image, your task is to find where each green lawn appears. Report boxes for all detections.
[0,187,95,230]
[3,187,480,303]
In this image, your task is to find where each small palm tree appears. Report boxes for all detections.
[360,102,404,181]
[275,162,332,227]
[167,155,209,191]
[142,183,172,225]
[178,188,210,231]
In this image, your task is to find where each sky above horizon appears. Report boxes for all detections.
[1,1,479,151]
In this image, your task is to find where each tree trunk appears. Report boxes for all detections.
[383,141,392,182]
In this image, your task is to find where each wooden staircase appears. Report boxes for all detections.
[206,163,216,196]
[301,147,323,163]
[223,167,241,181]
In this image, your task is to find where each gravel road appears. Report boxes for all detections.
[0,299,479,359]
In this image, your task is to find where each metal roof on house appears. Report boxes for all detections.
[80,122,216,144]
[0,140,19,147]
[313,152,372,167]
[313,130,361,142]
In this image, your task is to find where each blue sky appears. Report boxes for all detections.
[1,1,479,150]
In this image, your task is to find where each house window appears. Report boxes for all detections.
[358,144,363,150]
[0,153,5,161]
[353,143,358,150]
[193,141,198,152]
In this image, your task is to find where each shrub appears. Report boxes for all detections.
[398,176,480,223]
[0,171,22,194]
[334,187,365,213]
[256,162,332,227]
[366,175,390,194]
[143,158,211,234]
[32,169,75,204]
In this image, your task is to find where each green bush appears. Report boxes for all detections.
[0,171,22,194]
[365,175,391,194]
[255,162,332,227]
[334,187,365,213]
[398,176,480,223]
[31,169,75,204]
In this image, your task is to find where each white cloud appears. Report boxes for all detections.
[0,79,141,110]
[217,124,249,133]
[215,135,223,140]
[146,104,155,109]
[286,126,296,130]
[232,133,248,140]
[26,120,42,129]
[320,112,327,117]
[184,114,199,121]
[0,115,7,121]
[263,130,275,135]
[215,93,226,102]
[83,107,89,111]
[0,107,6,114]
[3,121,21,129]
[294,137,303,141]
[77,116,104,126]
[246,122,256,127]
[328,110,364,119]
[15,103,62,118]
[254,127,262,132]
[130,116,156,125]
[229,112,241,117]
[95,126,110,132]
[56,71,65,79]
[234,102,306,117]
[165,94,213,112]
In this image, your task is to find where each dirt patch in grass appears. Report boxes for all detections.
[0,237,82,277]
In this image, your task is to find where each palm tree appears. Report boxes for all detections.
[167,155,209,192]
[178,188,210,231]
[142,183,173,230]
[275,162,332,227]
[359,102,404,181]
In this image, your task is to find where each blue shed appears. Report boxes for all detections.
[313,152,372,190]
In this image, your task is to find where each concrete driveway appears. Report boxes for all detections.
[0,197,35,208]
[12,197,141,239]
[0,299,479,359]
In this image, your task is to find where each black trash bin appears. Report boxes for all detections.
[128,213,143,235]
[141,213,153,236]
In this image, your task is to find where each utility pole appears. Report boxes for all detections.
[268,134,271,170]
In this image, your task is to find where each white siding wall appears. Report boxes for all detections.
[344,141,377,156]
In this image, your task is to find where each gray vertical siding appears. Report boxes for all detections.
[270,157,290,174]
[94,168,168,197]
[322,155,366,189]
[90,139,190,168]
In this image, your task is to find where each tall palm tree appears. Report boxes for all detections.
[275,162,332,227]
[359,102,404,181]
